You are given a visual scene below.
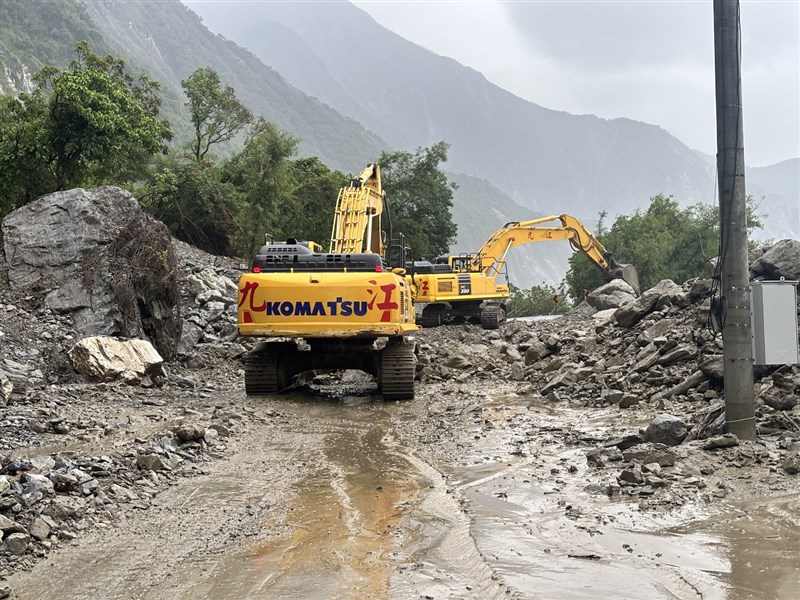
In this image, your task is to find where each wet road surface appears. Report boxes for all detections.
[7,387,800,599]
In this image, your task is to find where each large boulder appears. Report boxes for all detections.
[615,280,683,328]
[586,279,637,310]
[2,187,181,359]
[750,239,800,281]
[68,336,164,383]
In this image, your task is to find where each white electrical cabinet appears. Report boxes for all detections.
[750,280,799,365]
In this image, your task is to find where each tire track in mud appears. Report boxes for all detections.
[6,390,505,599]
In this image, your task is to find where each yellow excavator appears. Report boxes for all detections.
[237,164,418,400]
[409,214,639,329]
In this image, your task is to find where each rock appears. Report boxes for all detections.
[657,344,698,367]
[0,515,26,534]
[591,308,618,331]
[0,371,12,406]
[43,496,86,521]
[137,454,171,472]
[615,280,682,328]
[703,434,739,450]
[524,340,552,364]
[700,356,725,381]
[1,532,30,555]
[782,453,800,475]
[185,269,237,298]
[622,443,676,467]
[619,466,645,485]
[644,414,687,446]
[618,394,640,409]
[1,187,181,359]
[68,336,163,383]
[29,517,51,541]
[0,475,9,494]
[176,322,204,355]
[750,239,800,281]
[510,362,525,381]
[587,279,637,310]
[174,424,205,442]
[540,372,575,395]
[24,473,55,495]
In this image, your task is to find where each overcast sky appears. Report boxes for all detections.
[352,0,799,167]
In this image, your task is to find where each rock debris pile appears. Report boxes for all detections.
[0,186,798,590]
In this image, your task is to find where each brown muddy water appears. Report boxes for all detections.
[8,388,800,599]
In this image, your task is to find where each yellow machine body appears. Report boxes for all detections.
[238,270,416,338]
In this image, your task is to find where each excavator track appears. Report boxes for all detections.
[244,343,291,395]
[379,338,416,401]
[419,303,446,328]
[480,304,505,330]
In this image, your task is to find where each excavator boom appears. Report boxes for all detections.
[411,213,639,329]
[329,163,385,255]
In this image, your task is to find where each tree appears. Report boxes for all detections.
[182,67,252,162]
[0,91,52,215]
[378,142,458,259]
[0,42,170,216]
[140,154,239,255]
[286,157,349,248]
[222,119,298,256]
[565,194,763,300]
[40,42,170,190]
[507,283,571,318]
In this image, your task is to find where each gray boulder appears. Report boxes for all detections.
[2,187,181,359]
[750,239,800,281]
[644,414,688,446]
[586,279,637,310]
[615,280,682,328]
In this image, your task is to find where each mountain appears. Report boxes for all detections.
[0,0,388,172]
[185,0,718,222]
[447,173,573,289]
[746,159,800,241]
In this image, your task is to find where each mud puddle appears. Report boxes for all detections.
[446,394,800,599]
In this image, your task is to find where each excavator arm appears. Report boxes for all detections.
[329,163,385,255]
[471,214,640,294]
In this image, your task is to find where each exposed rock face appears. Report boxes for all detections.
[1,187,181,359]
[68,336,164,383]
[750,239,800,281]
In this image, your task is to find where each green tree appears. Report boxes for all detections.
[182,67,252,162]
[287,157,349,248]
[0,42,170,216]
[140,154,239,255]
[507,283,572,317]
[0,91,52,215]
[40,42,170,190]
[378,142,458,259]
[222,119,298,256]
[565,194,763,300]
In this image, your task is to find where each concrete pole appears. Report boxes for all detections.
[713,0,756,439]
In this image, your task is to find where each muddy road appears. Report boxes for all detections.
[6,377,798,600]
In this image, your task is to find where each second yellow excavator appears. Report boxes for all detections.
[409,214,639,329]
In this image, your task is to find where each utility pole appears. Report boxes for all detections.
[713,0,755,439]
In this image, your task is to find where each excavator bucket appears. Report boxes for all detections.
[611,263,640,296]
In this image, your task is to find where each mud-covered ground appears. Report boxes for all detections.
[1,242,799,599]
